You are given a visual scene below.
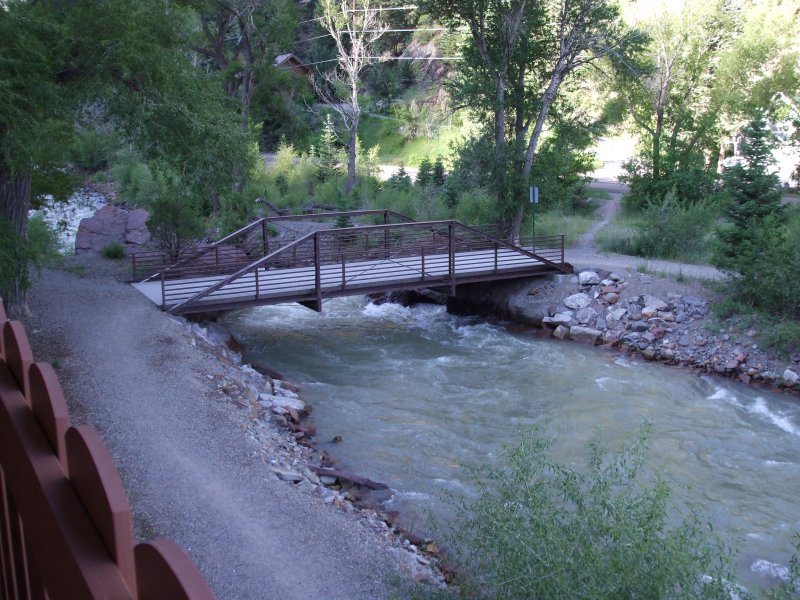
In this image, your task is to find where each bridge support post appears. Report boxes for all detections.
[314,233,322,308]
[448,222,456,296]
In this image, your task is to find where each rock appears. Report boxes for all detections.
[578,271,601,285]
[675,311,688,323]
[272,468,304,482]
[594,317,607,330]
[602,330,621,345]
[683,295,706,307]
[552,325,570,340]
[75,205,151,253]
[604,292,620,304]
[658,311,675,322]
[319,475,338,485]
[264,393,306,412]
[650,326,666,340]
[550,312,574,327]
[783,369,799,385]
[641,307,658,319]
[629,322,649,333]
[639,275,652,284]
[569,326,601,344]
[203,322,232,346]
[608,272,622,281]
[563,293,592,310]
[575,307,598,325]
[643,295,668,311]
[642,348,656,360]
[607,308,627,322]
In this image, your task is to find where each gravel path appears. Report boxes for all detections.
[569,192,725,281]
[24,259,402,600]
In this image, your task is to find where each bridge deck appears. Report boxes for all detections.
[133,246,563,313]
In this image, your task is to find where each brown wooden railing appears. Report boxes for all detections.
[0,302,215,600]
[161,218,569,315]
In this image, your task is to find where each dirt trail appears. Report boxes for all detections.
[24,260,402,600]
[569,191,725,280]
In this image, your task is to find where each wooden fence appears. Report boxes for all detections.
[0,302,215,599]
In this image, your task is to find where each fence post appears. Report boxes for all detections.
[262,218,269,257]
[131,253,137,281]
[314,233,322,307]
[341,253,346,291]
[421,247,426,281]
[494,242,498,273]
[160,272,166,311]
[448,222,456,296]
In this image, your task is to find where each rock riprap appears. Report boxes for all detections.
[535,270,800,393]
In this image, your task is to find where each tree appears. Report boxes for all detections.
[188,0,298,198]
[714,115,783,274]
[315,0,388,195]
[426,0,637,237]
[416,158,433,187]
[432,156,446,187]
[0,0,251,317]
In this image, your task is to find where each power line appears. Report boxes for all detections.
[282,55,464,68]
[299,5,419,25]
[300,27,454,43]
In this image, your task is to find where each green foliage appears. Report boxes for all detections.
[0,215,61,303]
[26,214,62,267]
[317,115,344,183]
[387,164,413,189]
[530,124,596,213]
[100,242,126,260]
[712,117,797,318]
[146,179,205,262]
[621,154,721,211]
[109,147,164,208]
[436,424,736,600]
[759,319,800,361]
[68,128,117,172]
[598,192,719,262]
[416,158,433,187]
[529,209,596,247]
[0,220,29,305]
[453,188,498,225]
[432,156,446,187]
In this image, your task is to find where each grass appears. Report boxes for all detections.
[62,264,87,277]
[358,114,471,166]
[587,187,612,200]
[527,209,596,247]
[101,242,126,259]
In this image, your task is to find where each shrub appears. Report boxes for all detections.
[598,190,718,262]
[436,424,737,600]
[69,128,117,172]
[101,242,126,259]
[109,147,164,208]
[454,188,498,225]
[27,214,62,266]
[147,180,205,262]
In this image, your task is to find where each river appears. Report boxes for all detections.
[221,296,800,590]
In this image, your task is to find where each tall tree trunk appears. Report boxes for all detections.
[0,167,33,318]
[346,114,358,196]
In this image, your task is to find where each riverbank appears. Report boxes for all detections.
[446,267,800,395]
[22,255,443,598]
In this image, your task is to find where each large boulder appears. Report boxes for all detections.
[564,293,592,310]
[75,205,151,254]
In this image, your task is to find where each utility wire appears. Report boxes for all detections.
[300,27,457,43]
[299,5,419,24]
[280,55,464,68]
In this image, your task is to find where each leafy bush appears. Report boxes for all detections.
[109,147,164,208]
[147,180,205,261]
[100,242,126,259]
[454,188,498,225]
[436,424,737,600]
[598,191,719,262]
[69,129,117,172]
[27,214,62,266]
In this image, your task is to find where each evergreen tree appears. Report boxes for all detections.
[318,114,342,182]
[387,163,412,188]
[714,115,783,274]
[416,158,433,187]
[432,156,446,187]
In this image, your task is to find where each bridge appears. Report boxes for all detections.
[131,210,572,315]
